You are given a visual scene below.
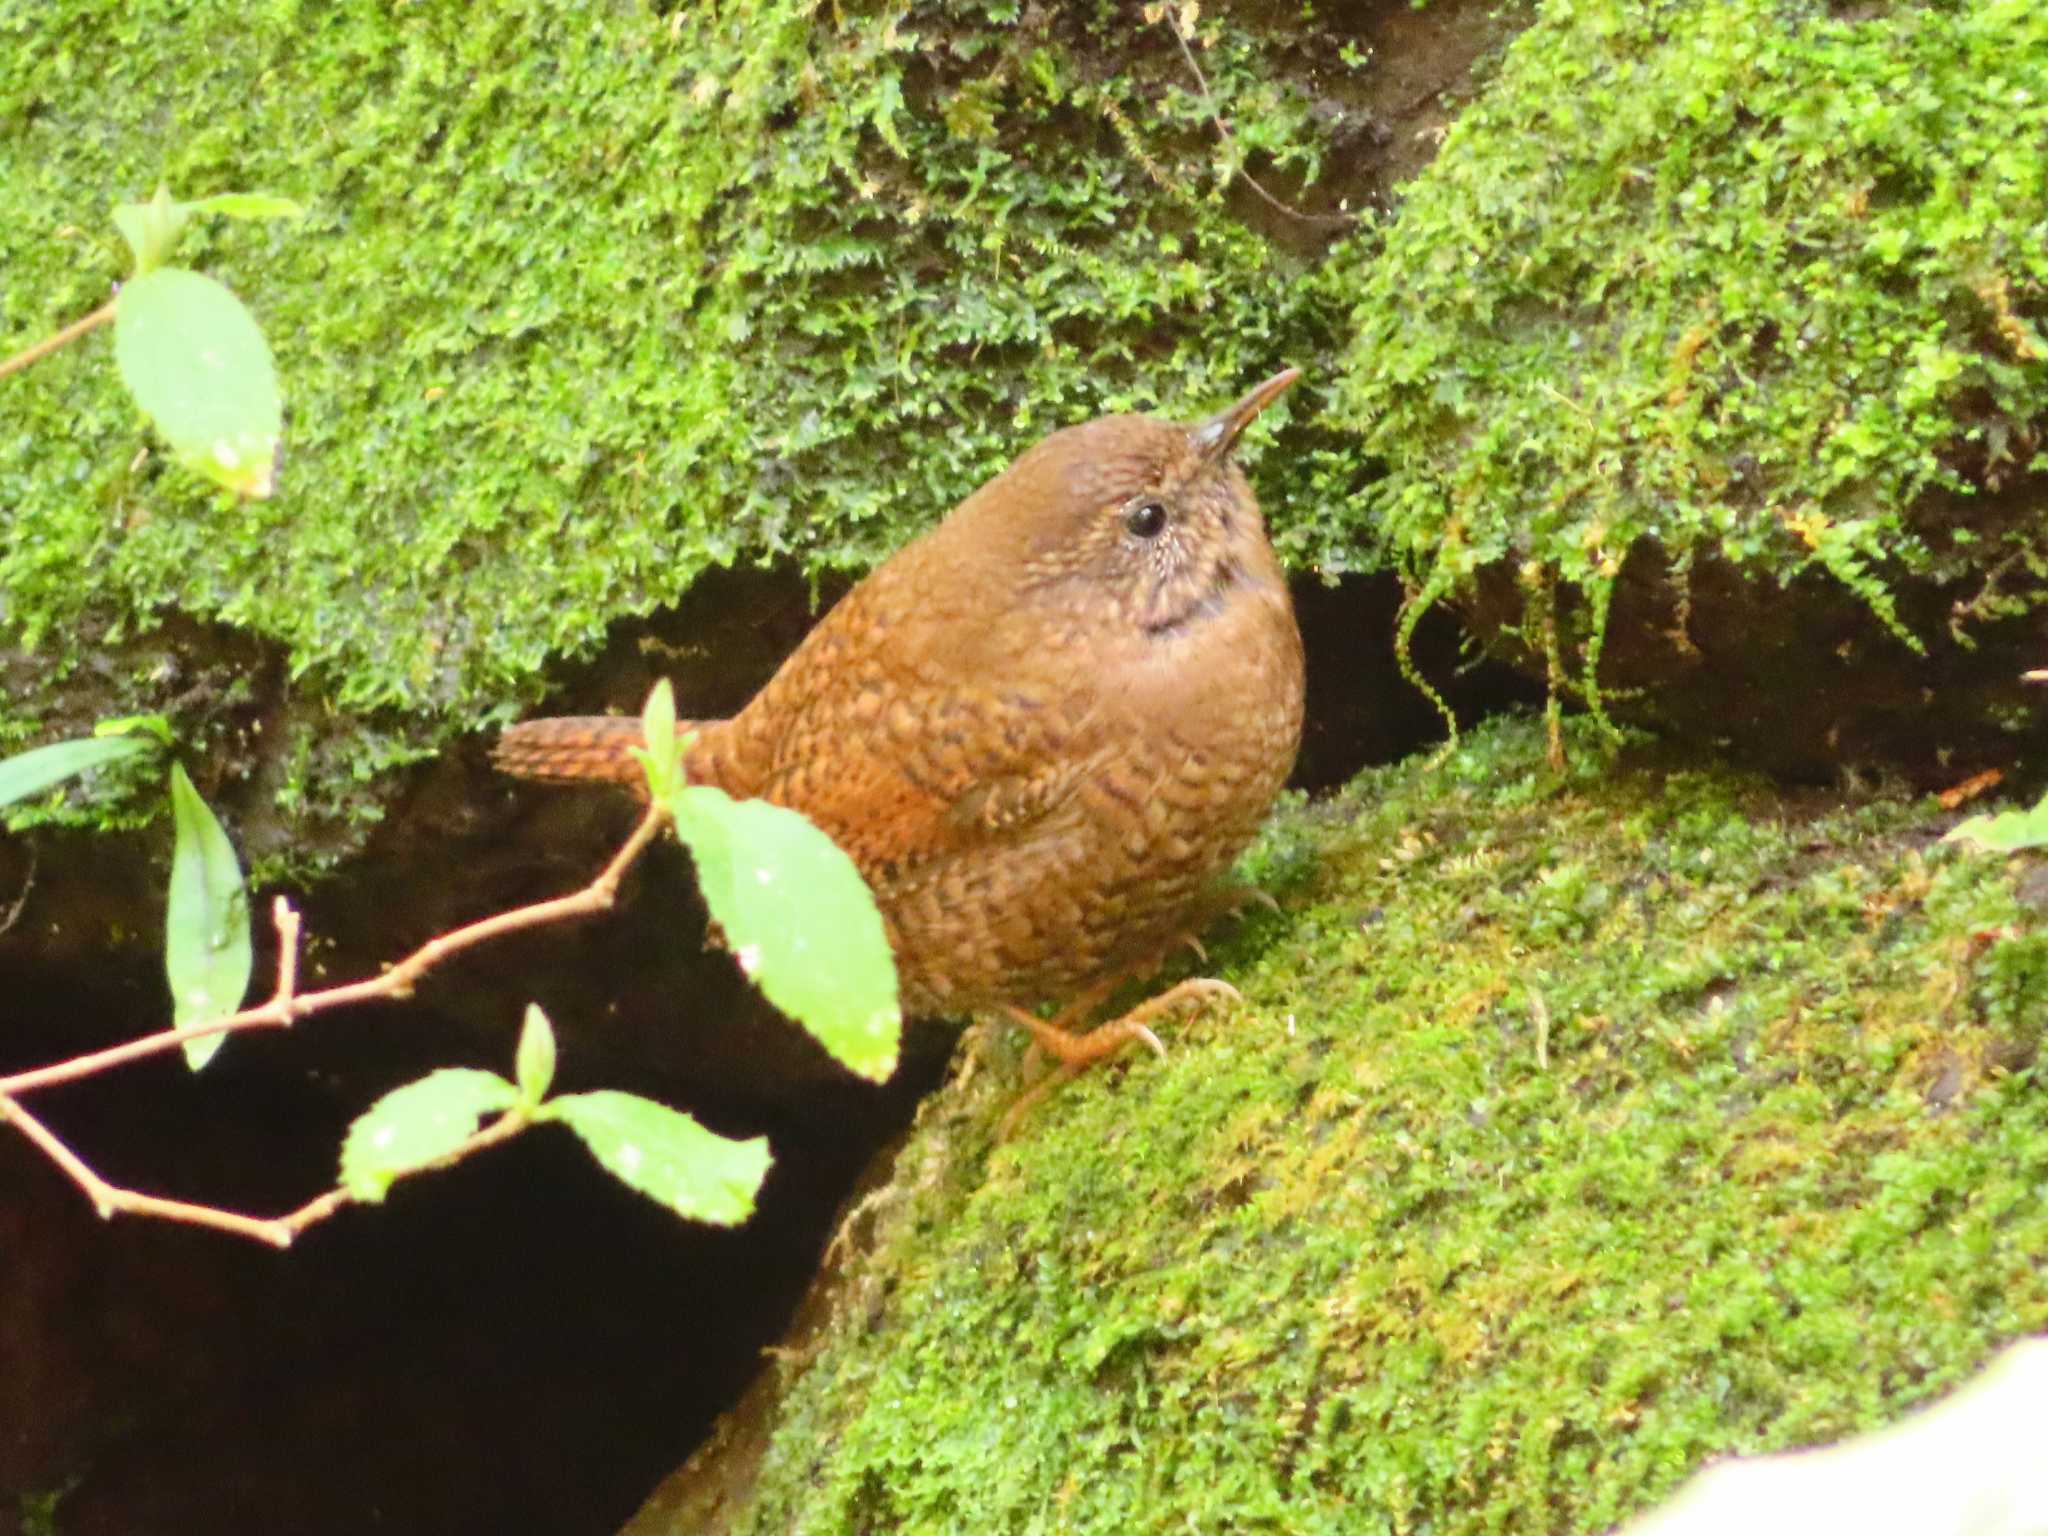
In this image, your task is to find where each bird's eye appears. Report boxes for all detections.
[1124,500,1169,539]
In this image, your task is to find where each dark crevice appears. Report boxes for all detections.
[1290,569,1547,790]
[0,945,953,1536]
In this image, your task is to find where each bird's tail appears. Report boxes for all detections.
[492,715,696,790]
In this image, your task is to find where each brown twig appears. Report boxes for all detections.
[0,800,668,1099]
[0,1089,531,1248]
[269,895,302,1007]
[0,300,117,381]
[0,799,671,1245]
[1164,17,1358,229]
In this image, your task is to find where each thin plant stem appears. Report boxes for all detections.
[1165,19,1357,230]
[0,300,116,381]
[0,801,669,1099]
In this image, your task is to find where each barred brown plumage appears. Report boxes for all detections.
[496,371,1305,1128]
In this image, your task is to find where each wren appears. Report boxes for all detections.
[496,371,1306,1126]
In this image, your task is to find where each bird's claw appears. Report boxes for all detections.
[994,977,1244,1136]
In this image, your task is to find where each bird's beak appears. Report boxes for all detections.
[1189,367,1302,466]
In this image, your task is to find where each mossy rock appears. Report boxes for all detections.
[1327,0,2048,781]
[631,715,2048,1533]
[3,0,1469,872]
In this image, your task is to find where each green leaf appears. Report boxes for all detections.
[340,1069,521,1202]
[515,1002,557,1107]
[93,713,175,747]
[185,193,305,221]
[666,785,901,1082]
[1944,793,2048,853]
[113,267,283,498]
[546,1090,770,1226]
[0,735,158,809]
[633,679,682,800]
[111,184,188,274]
[165,762,252,1071]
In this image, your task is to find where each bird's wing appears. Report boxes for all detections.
[757,678,1102,893]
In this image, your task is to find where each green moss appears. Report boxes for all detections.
[710,716,2048,1533]
[1324,0,2048,709]
[14,0,2039,843]
[2,0,1351,841]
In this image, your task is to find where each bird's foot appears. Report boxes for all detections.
[995,977,1242,1138]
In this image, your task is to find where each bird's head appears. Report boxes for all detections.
[991,369,1300,636]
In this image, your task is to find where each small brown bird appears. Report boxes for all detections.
[496,371,1305,1125]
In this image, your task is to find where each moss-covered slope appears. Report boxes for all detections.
[656,716,2048,1533]
[3,0,1373,844]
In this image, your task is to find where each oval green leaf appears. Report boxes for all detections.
[114,267,282,498]
[166,762,252,1071]
[0,734,158,810]
[666,785,901,1082]
[546,1090,770,1226]
[340,1069,521,1202]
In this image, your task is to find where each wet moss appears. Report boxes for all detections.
[1323,0,2048,742]
[2,0,1356,849]
[704,715,2048,1533]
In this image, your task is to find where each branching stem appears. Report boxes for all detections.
[0,799,671,1245]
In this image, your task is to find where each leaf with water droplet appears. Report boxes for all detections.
[666,785,900,1082]
[340,1069,520,1201]
[546,1090,768,1225]
[114,267,282,498]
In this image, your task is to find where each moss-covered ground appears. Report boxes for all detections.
[701,715,2048,1534]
